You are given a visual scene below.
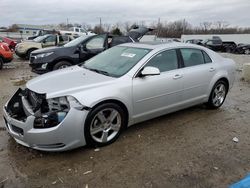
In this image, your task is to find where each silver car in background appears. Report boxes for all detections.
[3,42,236,151]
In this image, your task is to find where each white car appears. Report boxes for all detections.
[3,42,236,151]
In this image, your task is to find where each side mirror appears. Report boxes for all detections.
[79,45,87,52]
[140,66,160,77]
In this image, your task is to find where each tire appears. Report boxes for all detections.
[84,103,126,147]
[206,80,228,109]
[0,57,3,70]
[245,49,250,55]
[226,47,231,53]
[26,49,36,60]
[53,61,72,70]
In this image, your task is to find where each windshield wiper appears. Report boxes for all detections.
[89,68,110,76]
[82,65,111,76]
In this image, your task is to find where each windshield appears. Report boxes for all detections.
[33,35,48,42]
[64,35,91,47]
[81,46,151,77]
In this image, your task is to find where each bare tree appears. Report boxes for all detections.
[212,21,230,33]
[200,22,212,32]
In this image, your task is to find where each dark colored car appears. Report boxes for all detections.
[186,39,203,45]
[29,26,152,74]
[234,44,250,54]
[201,36,236,52]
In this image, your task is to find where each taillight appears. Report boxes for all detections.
[0,44,10,51]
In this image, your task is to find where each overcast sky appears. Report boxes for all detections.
[1,0,250,27]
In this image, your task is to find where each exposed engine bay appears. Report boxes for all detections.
[6,88,70,128]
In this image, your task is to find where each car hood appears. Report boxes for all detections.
[26,65,115,98]
[32,46,62,54]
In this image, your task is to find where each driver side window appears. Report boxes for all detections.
[44,35,56,43]
[146,49,178,72]
[86,35,105,50]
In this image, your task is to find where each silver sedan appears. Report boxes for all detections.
[3,42,236,151]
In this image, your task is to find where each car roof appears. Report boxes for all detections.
[119,41,205,50]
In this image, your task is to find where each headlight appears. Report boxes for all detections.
[35,52,54,58]
[17,44,24,49]
[33,96,84,129]
[47,96,84,111]
[67,96,84,110]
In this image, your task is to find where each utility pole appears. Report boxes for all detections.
[67,18,69,28]
[99,17,102,29]
[156,17,161,38]
[183,19,185,34]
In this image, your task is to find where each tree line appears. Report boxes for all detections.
[4,20,250,38]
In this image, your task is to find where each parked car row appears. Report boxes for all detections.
[0,26,152,71]
[186,36,250,54]
[29,26,153,73]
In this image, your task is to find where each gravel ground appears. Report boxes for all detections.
[0,53,250,188]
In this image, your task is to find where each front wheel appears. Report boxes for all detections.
[53,61,72,70]
[206,80,228,109]
[84,103,126,147]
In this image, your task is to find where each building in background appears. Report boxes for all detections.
[16,24,58,35]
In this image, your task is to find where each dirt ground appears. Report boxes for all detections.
[0,53,250,188]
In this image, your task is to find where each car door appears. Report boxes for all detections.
[132,49,184,122]
[42,35,56,47]
[179,48,216,104]
[58,35,69,46]
[79,34,108,62]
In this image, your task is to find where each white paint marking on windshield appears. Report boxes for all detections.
[121,53,136,58]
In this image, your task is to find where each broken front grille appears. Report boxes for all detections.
[24,89,49,113]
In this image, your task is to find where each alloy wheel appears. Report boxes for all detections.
[90,108,121,143]
[212,83,226,107]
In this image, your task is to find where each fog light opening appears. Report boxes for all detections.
[34,111,67,129]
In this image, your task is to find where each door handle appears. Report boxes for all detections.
[173,74,183,80]
[209,67,216,72]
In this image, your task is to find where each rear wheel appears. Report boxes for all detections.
[226,46,231,53]
[206,80,228,109]
[0,57,3,70]
[84,103,126,147]
[53,61,72,70]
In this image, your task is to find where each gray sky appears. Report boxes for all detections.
[1,0,250,27]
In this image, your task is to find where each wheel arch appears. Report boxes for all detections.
[48,58,75,70]
[207,75,229,101]
[27,47,38,54]
[208,68,230,92]
[91,99,129,127]
[217,77,229,91]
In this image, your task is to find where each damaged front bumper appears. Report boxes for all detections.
[3,88,89,151]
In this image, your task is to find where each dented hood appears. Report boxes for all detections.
[26,65,115,98]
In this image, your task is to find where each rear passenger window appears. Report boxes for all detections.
[180,48,205,67]
[146,50,178,72]
[202,51,212,63]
